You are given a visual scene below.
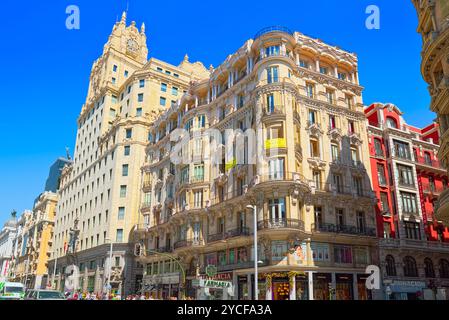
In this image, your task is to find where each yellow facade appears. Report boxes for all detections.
[11,193,57,289]
[135,27,378,300]
[412,0,449,222]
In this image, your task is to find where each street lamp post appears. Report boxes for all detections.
[52,253,58,290]
[106,238,114,298]
[247,205,258,300]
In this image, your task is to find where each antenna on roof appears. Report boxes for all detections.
[66,147,72,161]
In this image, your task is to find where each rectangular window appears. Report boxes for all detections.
[268,158,285,180]
[139,79,145,88]
[268,198,286,221]
[161,83,167,92]
[265,45,280,57]
[113,65,118,72]
[299,60,309,68]
[126,129,132,139]
[398,164,414,187]
[124,146,130,156]
[313,171,322,190]
[124,70,129,77]
[118,207,125,220]
[310,139,320,158]
[267,66,279,84]
[306,83,314,98]
[377,164,387,186]
[380,192,390,214]
[160,97,166,106]
[401,192,418,214]
[138,93,144,102]
[326,88,335,104]
[404,222,421,240]
[122,164,129,177]
[120,186,127,198]
[116,229,124,242]
[320,66,328,75]
[333,174,343,193]
[112,77,117,85]
[334,245,353,264]
[393,140,411,160]
[338,72,347,80]
[331,144,340,162]
[193,190,204,209]
[136,108,142,117]
[172,87,178,96]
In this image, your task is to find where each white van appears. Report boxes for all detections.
[0,282,25,300]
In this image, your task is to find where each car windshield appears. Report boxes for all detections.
[5,287,24,294]
[38,291,64,299]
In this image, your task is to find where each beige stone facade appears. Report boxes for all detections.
[49,12,209,295]
[412,0,449,222]
[135,27,379,300]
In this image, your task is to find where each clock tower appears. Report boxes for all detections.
[84,11,148,105]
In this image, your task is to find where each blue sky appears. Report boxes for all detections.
[0,0,432,222]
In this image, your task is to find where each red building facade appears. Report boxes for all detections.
[366,103,449,300]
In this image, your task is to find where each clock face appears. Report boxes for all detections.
[127,38,139,53]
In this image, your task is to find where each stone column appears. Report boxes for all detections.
[353,273,359,300]
[334,65,339,77]
[331,273,336,300]
[289,274,296,300]
[315,59,320,72]
[308,271,314,300]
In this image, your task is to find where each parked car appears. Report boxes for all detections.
[25,290,66,300]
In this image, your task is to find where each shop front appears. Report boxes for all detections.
[192,271,235,300]
[142,273,181,299]
[384,280,426,300]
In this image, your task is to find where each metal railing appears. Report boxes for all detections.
[254,26,293,39]
[258,219,305,231]
[313,223,376,237]
[208,227,251,243]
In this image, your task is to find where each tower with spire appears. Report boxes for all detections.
[84,11,148,106]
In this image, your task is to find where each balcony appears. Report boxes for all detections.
[174,240,191,250]
[313,223,377,237]
[422,183,445,197]
[258,219,304,231]
[208,227,251,243]
[141,202,152,212]
[147,247,171,256]
[214,172,228,186]
[143,180,152,190]
[217,259,270,272]
[415,156,445,171]
[262,105,285,118]
[254,26,293,40]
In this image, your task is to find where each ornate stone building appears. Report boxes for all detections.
[10,193,58,289]
[412,0,449,222]
[135,27,379,300]
[49,12,209,296]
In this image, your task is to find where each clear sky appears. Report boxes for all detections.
[0,0,432,222]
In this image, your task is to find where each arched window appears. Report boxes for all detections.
[386,117,398,129]
[424,258,435,278]
[385,255,396,276]
[403,256,418,277]
[439,259,449,278]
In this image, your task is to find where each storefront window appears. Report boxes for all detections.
[237,247,248,263]
[313,273,331,300]
[271,241,288,261]
[205,253,217,266]
[336,274,353,300]
[229,250,235,265]
[218,251,227,266]
[296,275,309,300]
[238,276,250,300]
[273,279,290,300]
